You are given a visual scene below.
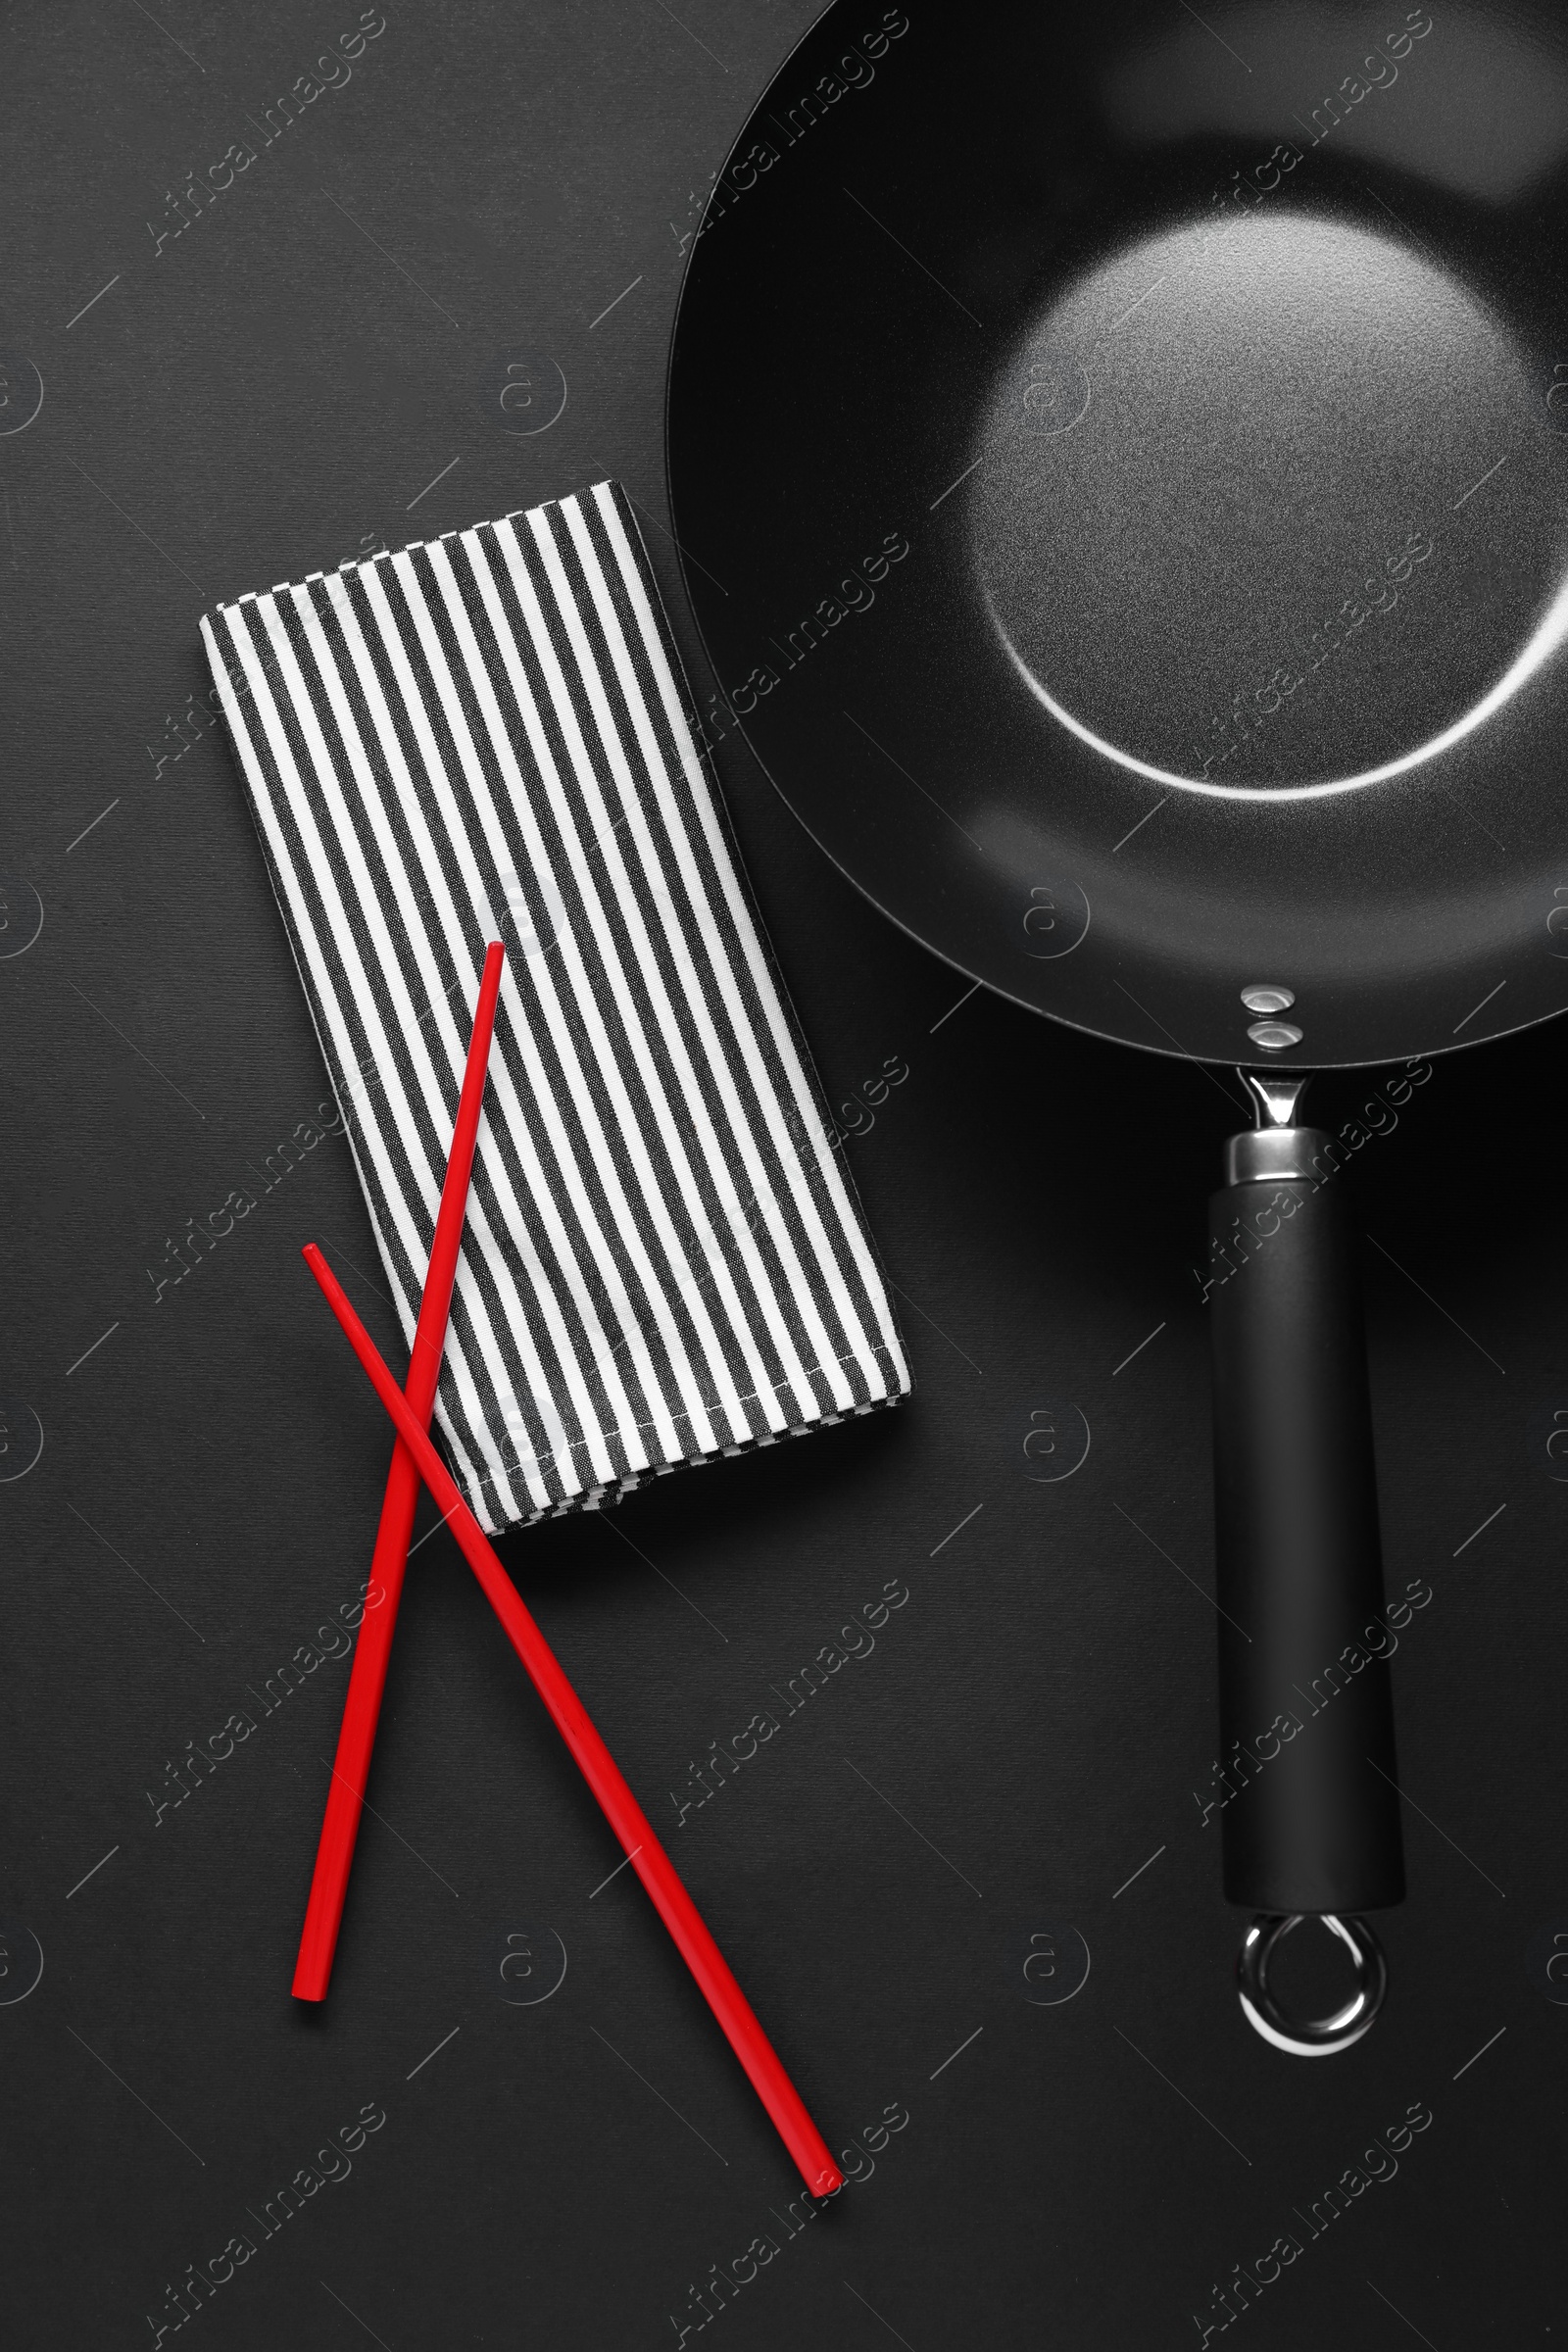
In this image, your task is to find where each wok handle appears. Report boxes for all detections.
[1206,1117,1405,1917]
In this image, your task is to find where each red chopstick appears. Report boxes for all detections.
[293,942,507,2003]
[301,1240,845,2197]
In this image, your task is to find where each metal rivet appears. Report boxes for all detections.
[1247,1020,1304,1051]
[1241,985,1296,1013]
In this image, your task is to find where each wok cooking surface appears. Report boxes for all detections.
[667,0,1568,1065]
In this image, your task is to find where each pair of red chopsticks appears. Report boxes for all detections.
[294,943,842,2197]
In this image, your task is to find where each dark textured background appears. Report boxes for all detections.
[0,4,1561,2346]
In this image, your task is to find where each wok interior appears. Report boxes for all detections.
[667,0,1568,1063]
[975,212,1565,800]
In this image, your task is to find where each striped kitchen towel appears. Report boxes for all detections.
[200,481,909,1533]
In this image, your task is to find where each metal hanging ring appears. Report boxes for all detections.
[1236,1913,1388,2057]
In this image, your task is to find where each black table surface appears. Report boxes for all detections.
[1,4,1561,2346]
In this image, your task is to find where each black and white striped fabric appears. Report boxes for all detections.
[201,481,909,1533]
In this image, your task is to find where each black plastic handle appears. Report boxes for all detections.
[1207,1143,1404,1915]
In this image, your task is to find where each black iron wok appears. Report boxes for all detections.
[666,0,1568,2050]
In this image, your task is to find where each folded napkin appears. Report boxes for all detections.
[201,482,909,1532]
